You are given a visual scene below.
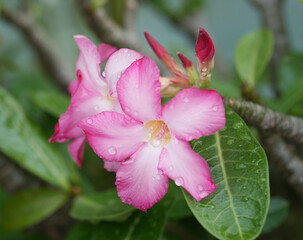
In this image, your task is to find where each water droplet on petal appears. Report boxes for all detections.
[169,105,174,110]
[169,165,174,171]
[174,138,179,144]
[213,106,218,111]
[94,105,99,111]
[175,177,184,186]
[199,190,209,198]
[158,169,164,175]
[102,71,106,77]
[133,111,138,116]
[124,107,130,112]
[156,174,161,180]
[127,198,132,204]
[135,84,139,89]
[184,97,189,103]
[151,139,161,148]
[87,118,93,124]
[148,133,152,137]
[108,146,117,155]
[198,185,203,191]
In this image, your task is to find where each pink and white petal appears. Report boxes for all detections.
[98,43,117,64]
[116,143,168,211]
[117,57,162,122]
[104,160,121,173]
[78,111,145,162]
[74,35,107,93]
[104,48,143,94]
[158,138,216,201]
[68,79,79,95]
[68,136,86,168]
[51,93,114,142]
[161,88,225,141]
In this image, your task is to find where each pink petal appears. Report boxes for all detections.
[117,57,161,122]
[161,88,225,141]
[78,111,145,162]
[116,143,169,211]
[104,48,143,94]
[68,79,79,95]
[68,136,86,167]
[159,138,216,201]
[104,160,121,172]
[50,92,114,142]
[74,35,107,93]
[98,43,117,64]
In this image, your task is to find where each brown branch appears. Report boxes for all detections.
[263,135,303,198]
[224,97,303,143]
[124,0,138,33]
[79,0,149,55]
[1,8,73,92]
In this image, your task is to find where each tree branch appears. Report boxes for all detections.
[79,0,149,55]
[224,97,303,143]
[263,135,303,198]
[1,8,73,92]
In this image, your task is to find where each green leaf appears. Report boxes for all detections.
[235,29,274,86]
[168,186,192,220]
[0,86,71,190]
[67,186,175,240]
[183,108,269,240]
[0,188,68,231]
[262,197,289,234]
[70,189,135,221]
[31,91,70,117]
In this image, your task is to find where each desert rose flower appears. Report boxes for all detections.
[79,57,225,211]
[49,35,143,167]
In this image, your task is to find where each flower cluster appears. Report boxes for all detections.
[50,29,225,211]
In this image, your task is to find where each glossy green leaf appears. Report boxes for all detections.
[0,87,71,190]
[0,188,68,231]
[70,189,135,221]
[31,91,70,117]
[67,186,175,240]
[183,108,269,240]
[235,29,274,86]
[168,186,192,220]
[262,197,289,234]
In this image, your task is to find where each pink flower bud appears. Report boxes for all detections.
[195,28,215,62]
[177,52,193,69]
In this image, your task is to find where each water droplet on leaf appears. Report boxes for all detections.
[227,139,234,145]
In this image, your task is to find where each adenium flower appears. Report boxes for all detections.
[49,35,143,167]
[79,57,225,211]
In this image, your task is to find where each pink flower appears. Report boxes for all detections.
[49,35,143,167]
[79,57,225,211]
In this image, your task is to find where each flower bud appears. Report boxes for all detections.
[195,28,215,88]
[177,52,199,84]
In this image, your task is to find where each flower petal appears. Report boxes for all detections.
[78,111,145,162]
[104,160,121,173]
[116,143,168,211]
[159,138,216,201]
[104,48,143,94]
[161,88,225,141]
[68,136,86,167]
[74,35,107,93]
[117,57,162,122]
[98,43,117,64]
[50,92,113,142]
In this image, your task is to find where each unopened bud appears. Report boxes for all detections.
[195,28,215,88]
[177,52,199,84]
